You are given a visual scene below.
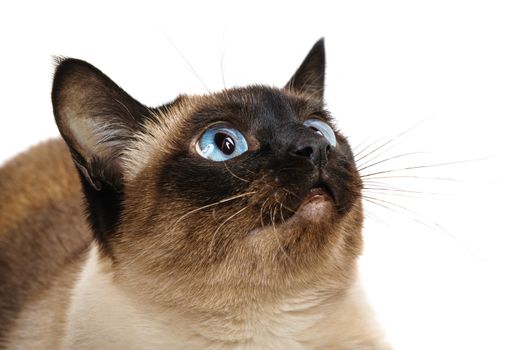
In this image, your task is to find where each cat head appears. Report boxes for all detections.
[52,39,364,307]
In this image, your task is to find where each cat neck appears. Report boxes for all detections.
[62,244,369,349]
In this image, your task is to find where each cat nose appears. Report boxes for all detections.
[292,136,332,168]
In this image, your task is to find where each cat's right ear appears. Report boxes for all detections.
[52,58,150,191]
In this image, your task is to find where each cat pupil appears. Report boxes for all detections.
[309,126,323,136]
[214,132,236,155]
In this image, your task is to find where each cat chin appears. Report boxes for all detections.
[291,188,335,223]
[274,189,336,227]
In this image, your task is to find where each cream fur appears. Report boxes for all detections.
[6,245,389,350]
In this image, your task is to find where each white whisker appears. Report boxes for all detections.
[208,206,248,254]
[174,191,256,226]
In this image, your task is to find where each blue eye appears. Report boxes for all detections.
[196,125,248,161]
[303,119,337,147]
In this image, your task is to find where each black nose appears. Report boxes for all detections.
[292,136,332,167]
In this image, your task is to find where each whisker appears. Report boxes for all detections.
[260,201,266,228]
[363,207,390,226]
[361,195,440,226]
[277,200,296,213]
[220,27,228,89]
[362,196,483,259]
[162,32,210,92]
[224,162,249,182]
[351,136,375,156]
[259,194,274,227]
[356,138,416,170]
[278,200,286,223]
[363,189,444,200]
[278,187,301,201]
[363,197,436,230]
[274,191,297,214]
[174,191,256,226]
[357,152,427,172]
[364,175,463,182]
[360,158,487,178]
[208,206,248,254]
[353,136,386,159]
[271,205,291,261]
[362,195,458,235]
[363,186,445,196]
[354,119,426,164]
[362,195,439,229]
[361,195,423,213]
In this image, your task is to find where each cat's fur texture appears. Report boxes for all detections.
[0,39,390,349]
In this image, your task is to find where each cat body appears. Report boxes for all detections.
[0,40,390,349]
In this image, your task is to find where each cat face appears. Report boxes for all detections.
[52,39,364,307]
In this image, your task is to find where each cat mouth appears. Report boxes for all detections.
[249,179,344,235]
[286,181,337,223]
[299,183,335,207]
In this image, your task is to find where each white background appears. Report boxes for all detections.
[1,1,525,349]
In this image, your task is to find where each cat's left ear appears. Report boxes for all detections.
[285,38,326,101]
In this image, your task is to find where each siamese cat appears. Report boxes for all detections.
[0,39,390,349]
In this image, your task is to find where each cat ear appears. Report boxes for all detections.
[52,58,150,191]
[285,38,326,101]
